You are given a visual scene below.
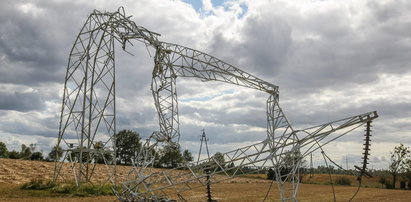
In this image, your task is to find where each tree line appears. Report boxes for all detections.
[113,129,195,167]
[1,132,411,189]
[0,142,45,161]
[0,130,196,168]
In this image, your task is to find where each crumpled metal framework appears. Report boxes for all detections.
[54,8,378,201]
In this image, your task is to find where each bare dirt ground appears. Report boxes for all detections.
[1,158,411,201]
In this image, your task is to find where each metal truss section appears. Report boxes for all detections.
[56,7,379,201]
[151,47,180,143]
[55,8,163,186]
[118,111,378,201]
[155,42,292,143]
[159,42,277,93]
[55,9,119,185]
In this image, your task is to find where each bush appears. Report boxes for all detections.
[0,142,8,158]
[21,178,115,196]
[267,168,275,180]
[335,176,351,186]
[51,183,75,194]
[267,168,292,181]
[8,151,20,159]
[30,152,44,161]
[21,178,56,190]
[379,176,387,188]
[385,182,394,189]
[70,184,113,196]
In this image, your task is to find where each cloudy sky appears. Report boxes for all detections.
[0,0,410,169]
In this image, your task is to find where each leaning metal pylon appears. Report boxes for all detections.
[54,9,121,186]
[57,8,379,201]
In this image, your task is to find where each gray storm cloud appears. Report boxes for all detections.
[0,0,409,169]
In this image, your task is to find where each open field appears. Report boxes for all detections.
[0,158,264,185]
[1,182,411,201]
[1,158,411,201]
[242,173,387,188]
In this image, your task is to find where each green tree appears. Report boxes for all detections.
[47,145,64,161]
[94,142,114,164]
[267,168,275,180]
[212,152,225,171]
[20,143,44,161]
[267,150,307,181]
[379,175,388,188]
[95,150,114,164]
[212,152,225,166]
[389,144,410,189]
[403,157,411,189]
[114,130,142,165]
[8,150,20,159]
[144,146,161,168]
[0,142,8,158]
[182,149,193,162]
[70,146,90,163]
[20,144,32,160]
[159,145,183,168]
[30,151,44,161]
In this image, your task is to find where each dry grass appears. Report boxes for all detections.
[243,173,388,188]
[201,183,411,201]
[2,182,411,202]
[1,158,411,201]
[0,158,264,185]
[302,173,384,188]
[0,183,116,202]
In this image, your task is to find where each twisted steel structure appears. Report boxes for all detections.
[55,8,378,201]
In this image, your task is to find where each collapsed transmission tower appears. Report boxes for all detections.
[55,7,378,201]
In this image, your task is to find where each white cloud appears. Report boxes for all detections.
[17,2,45,17]
[202,0,213,12]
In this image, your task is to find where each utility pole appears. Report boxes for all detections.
[197,129,216,201]
[310,153,313,177]
[197,129,210,165]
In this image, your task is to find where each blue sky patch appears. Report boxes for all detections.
[182,0,248,18]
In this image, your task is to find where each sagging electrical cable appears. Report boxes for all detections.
[313,138,337,202]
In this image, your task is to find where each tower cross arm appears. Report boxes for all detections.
[295,111,379,157]
[158,42,278,95]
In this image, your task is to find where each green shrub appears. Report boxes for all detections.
[21,178,56,190]
[335,176,351,186]
[51,183,75,194]
[21,178,115,196]
[385,182,394,189]
[71,184,114,196]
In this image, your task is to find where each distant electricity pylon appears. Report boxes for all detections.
[197,129,210,165]
[55,7,379,201]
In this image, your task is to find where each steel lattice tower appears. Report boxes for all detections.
[54,10,120,186]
